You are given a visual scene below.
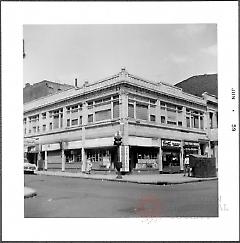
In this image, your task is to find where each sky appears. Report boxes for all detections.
[23,24,217,87]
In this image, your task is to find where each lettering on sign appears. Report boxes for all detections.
[184,141,199,147]
[161,140,180,147]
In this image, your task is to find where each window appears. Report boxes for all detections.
[88,101,93,108]
[113,101,119,118]
[23,118,26,124]
[42,124,46,131]
[167,121,177,125]
[161,116,166,124]
[186,117,190,128]
[150,115,156,122]
[71,119,78,126]
[200,116,204,129]
[178,121,182,126]
[88,114,93,123]
[79,116,82,125]
[53,116,59,129]
[95,109,111,122]
[33,126,36,133]
[37,126,40,132]
[71,105,78,113]
[66,107,70,113]
[216,112,218,128]
[29,129,31,134]
[128,103,134,118]
[209,112,213,129]
[24,128,26,134]
[193,116,199,128]
[49,123,53,130]
[136,103,148,120]
[67,119,70,127]
[42,113,46,119]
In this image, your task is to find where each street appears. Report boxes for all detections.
[24,174,218,217]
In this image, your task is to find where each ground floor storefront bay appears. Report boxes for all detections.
[26,137,214,174]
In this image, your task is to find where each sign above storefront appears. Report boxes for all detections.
[42,143,60,151]
[161,139,181,147]
[184,141,199,147]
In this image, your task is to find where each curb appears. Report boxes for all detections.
[35,172,218,185]
[24,187,37,199]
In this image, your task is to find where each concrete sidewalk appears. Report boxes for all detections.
[35,171,218,185]
[24,187,37,198]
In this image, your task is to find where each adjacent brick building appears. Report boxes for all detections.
[23,80,73,103]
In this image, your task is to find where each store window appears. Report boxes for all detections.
[88,114,93,123]
[136,103,148,120]
[178,121,182,126]
[95,109,111,122]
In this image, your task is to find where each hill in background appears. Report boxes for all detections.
[175,74,218,97]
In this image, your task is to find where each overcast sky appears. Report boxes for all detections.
[23,24,217,87]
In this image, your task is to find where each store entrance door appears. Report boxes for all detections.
[162,148,181,173]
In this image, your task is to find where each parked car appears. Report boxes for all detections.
[24,159,36,174]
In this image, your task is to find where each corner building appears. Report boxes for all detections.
[23,68,218,173]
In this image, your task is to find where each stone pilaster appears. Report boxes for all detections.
[61,146,65,172]
[81,102,87,172]
[158,140,163,173]
[44,150,48,170]
[180,140,184,171]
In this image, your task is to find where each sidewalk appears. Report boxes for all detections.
[35,171,218,185]
[24,187,37,198]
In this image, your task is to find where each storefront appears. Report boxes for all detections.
[26,145,40,165]
[64,149,82,172]
[161,139,181,173]
[86,147,116,170]
[129,146,158,171]
[183,141,200,157]
[42,143,61,171]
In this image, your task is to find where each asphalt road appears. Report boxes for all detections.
[24,174,218,217]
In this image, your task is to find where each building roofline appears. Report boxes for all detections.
[24,68,210,112]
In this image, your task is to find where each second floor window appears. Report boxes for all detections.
[88,114,93,123]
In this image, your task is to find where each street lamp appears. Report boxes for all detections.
[114,131,122,179]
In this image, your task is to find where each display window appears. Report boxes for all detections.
[87,149,113,169]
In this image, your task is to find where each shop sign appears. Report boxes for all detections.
[28,145,40,152]
[42,143,60,151]
[161,139,181,147]
[184,141,199,147]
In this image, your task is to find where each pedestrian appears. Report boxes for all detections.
[184,155,190,176]
[86,159,92,174]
